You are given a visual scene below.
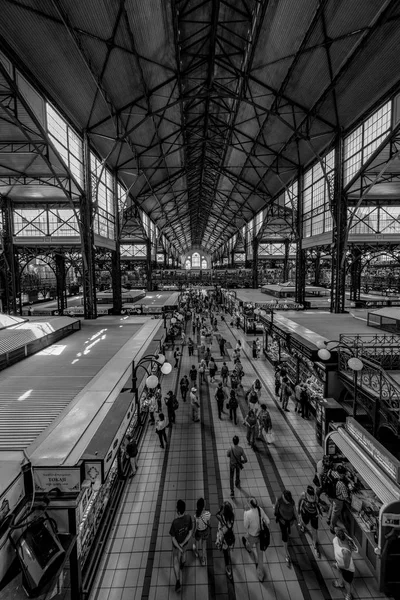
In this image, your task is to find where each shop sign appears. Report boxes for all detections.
[290,336,318,361]
[34,468,81,493]
[382,513,400,528]
[103,401,135,480]
[142,305,163,314]
[346,418,400,483]
[271,324,291,345]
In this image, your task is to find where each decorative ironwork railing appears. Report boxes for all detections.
[338,351,400,420]
[339,333,400,370]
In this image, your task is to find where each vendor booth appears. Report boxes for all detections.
[325,418,400,597]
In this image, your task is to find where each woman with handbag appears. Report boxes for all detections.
[192,497,211,566]
[332,528,358,600]
[275,489,298,565]
[216,501,235,579]
[242,497,270,582]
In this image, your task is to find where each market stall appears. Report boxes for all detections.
[325,418,400,597]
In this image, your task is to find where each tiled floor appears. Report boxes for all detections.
[89,313,391,600]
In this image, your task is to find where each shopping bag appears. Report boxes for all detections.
[263,430,275,444]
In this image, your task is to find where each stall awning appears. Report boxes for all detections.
[329,428,400,507]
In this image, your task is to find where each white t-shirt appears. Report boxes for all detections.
[244,507,270,537]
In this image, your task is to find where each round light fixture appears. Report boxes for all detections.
[161,362,173,375]
[317,348,331,361]
[348,357,364,371]
[316,340,326,349]
[156,354,166,364]
[171,317,177,324]
[146,374,159,389]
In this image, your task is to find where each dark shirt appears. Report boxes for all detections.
[169,514,193,545]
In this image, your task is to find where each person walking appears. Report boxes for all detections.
[256,337,261,358]
[192,498,211,566]
[148,393,157,424]
[215,383,226,419]
[204,347,211,367]
[244,408,258,450]
[187,337,194,357]
[227,435,247,497]
[326,464,350,533]
[258,404,273,444]
[220,362,229,386]
[300,383,310,419]
[281,377,292,411]
[227,389,239,425]
[298,485,322,557]
[181,330,186,347]
[189,364,197,387]
[190,387,200,422]
[180,375,189,402]
[216,501,235,579]
[275,489,297,565]
[165,390,177,425]
[173,346,181,369]
[170,500,193,593]
[156,413,168,449]
[242,498,270,582]
[125,435,138,477]
[209,356,217,382]
[332,528,358,600]
[294,380,302,413]
[199,358,207,384]
[252,340,258,359]
[235,340,242,355]
[219,336,226,357]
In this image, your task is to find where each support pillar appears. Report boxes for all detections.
[164,251,167,268]
[230,250,235,268]
[330,139,347,313]
[295,171,306,306]
[314,251,321,286]
[55,253,66,314]
[283,240,290,282]
[252,237,259,288]
[112,172,122,314]
[146,238,153,291]
[81,134,97,319]
[1,197,18,314]
[349,248,362,302]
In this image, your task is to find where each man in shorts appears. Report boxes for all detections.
[170,499,193,593]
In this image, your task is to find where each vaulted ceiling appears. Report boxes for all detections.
[0,0,400,255]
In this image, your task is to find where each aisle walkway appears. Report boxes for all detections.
[89,313,390,600]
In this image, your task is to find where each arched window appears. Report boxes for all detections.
[185,258,191,270]
[201,258,207,269]
[192,252,200,268]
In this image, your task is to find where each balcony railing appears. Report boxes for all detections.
[339,333,400,370]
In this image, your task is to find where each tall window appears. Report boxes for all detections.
[344,101,391,186]
[192,252,200,268]
[201,258,207,269]
[302,149,335,238]
[46,103,84,187]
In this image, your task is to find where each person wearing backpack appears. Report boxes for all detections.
[216,501,235,579]
[227,435,247,497]
[275,489,298,565]
[180,375,189,402]
[298,485,322,557]
[192,497,211,566]
[220,362,229,386]
[243,408,258,450]
[215,383,226,419]
[326,464,350,533]
[227,389,239,425]
[209,357,217,382]
[189,365,197,386]
[242,497,270,582]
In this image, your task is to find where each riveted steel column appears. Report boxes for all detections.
[1,197,18,314]
[55,252,66,314]
[112,172,122,314]
[81,134,97,319]
[330,138,347,313]
[146,238,153,291]
[252,236,259,288]
[295,171,306,306]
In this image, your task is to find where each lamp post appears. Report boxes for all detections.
[131,353,172,414]
[316,339,364,417]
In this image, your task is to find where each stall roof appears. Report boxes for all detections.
[328,427,400,507]
[369,308,400,320]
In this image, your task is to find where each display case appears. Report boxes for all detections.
[325,419,400,596]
